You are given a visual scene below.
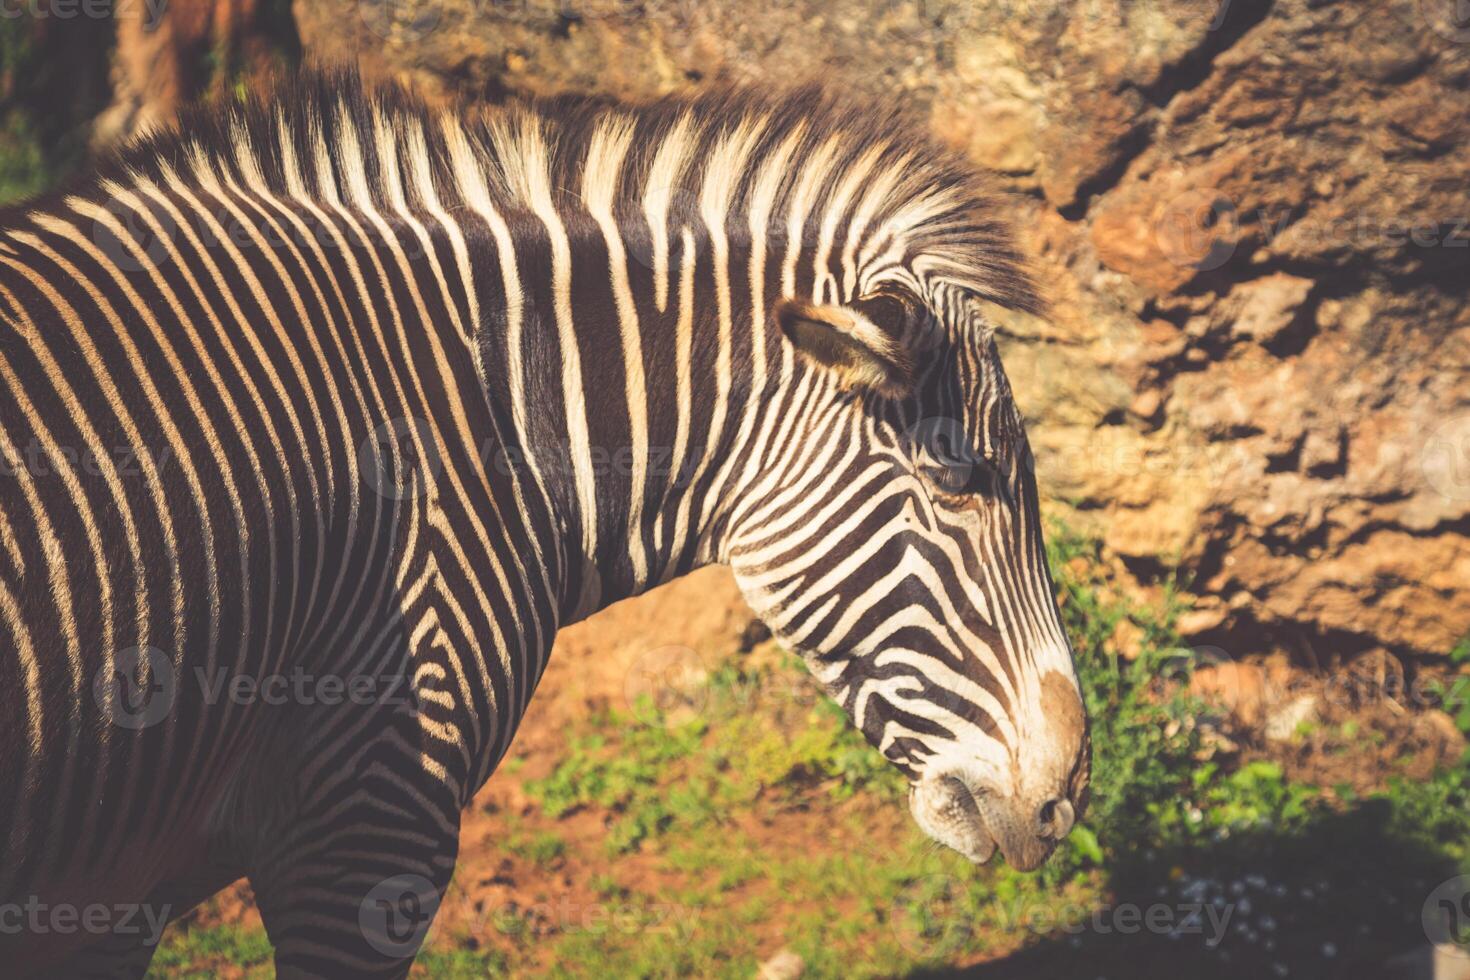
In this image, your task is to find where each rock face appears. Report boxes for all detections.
[294,0,1470,661]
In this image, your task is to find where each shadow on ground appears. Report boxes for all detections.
[909,800,1465,980]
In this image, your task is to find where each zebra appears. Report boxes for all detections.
[0,70,1090,976]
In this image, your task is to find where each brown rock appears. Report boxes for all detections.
[1230,273,1315,345]
[1108,618,1145,660]
[756,949,805,980]
[1263,694,1319,743]
[1091,165,1242,294]
[1190,662,1269,730]
[281,0,1470,662]
[1178,603,1229,638]
[1129,389,1165,426]
[1036,86,1147,211]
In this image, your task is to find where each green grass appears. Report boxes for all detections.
[0,112,50,207]
[146,522,1470,977]
[148,923,273,978]
[505,830,568,867]
[0,17,114,208]
[519,665,904,860]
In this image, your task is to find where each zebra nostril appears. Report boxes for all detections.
[1036,797,1075,839]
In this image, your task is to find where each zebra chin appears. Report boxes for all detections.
[908,773,1069,872]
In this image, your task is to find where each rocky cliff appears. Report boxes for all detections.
[294,0,1470,661]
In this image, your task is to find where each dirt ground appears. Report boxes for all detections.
[177,565,1467,978]
[187,568,760,934]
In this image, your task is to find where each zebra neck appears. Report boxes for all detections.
[471,213,789,625]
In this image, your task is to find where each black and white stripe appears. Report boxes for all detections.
[0,70,1088,977]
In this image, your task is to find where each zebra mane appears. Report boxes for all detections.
[74,67,1041,316]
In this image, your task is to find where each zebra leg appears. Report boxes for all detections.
[250,804,459,978]
[246,730,463,979]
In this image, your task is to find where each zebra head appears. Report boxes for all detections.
[726,283,1090,872]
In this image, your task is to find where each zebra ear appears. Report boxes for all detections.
[775,299,915,398]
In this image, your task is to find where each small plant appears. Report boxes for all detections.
[1039,522,1207,880]
[1433,635,1470,735]
[147,524,1470,977]
[147,923,273,978]
[506,830,567,867]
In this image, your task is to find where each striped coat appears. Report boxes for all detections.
[0,72,1088,976]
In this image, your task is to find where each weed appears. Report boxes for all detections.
[145,523,1470,977]
[146,923,272,979]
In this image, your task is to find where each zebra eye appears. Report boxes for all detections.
[912,430,989,496]
[924,450,994,496]
[905,418,1007,499]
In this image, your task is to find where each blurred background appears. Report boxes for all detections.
[3,0,1469,976]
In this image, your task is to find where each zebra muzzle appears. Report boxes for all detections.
[910,771,1077,872]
